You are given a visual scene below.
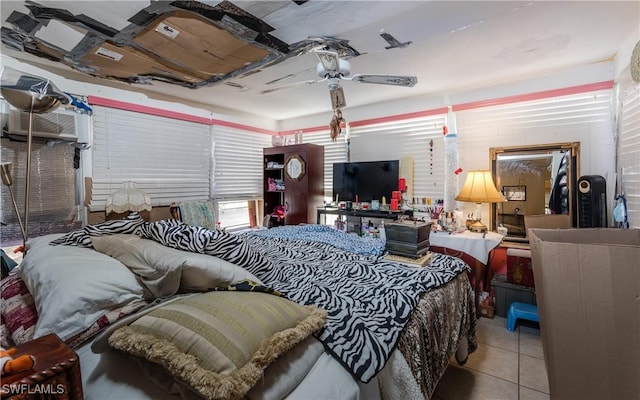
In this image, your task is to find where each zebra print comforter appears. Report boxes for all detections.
[249,224,386,256]
[132,220,470,383]
[241,233,469,383]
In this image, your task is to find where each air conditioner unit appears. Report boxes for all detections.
[577,175,607,228]
[6,107,78,141]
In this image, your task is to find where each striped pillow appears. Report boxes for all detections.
[50,213,145,248]
[141,221,273,277]
[0,272,37,346]
[108,291,326,400]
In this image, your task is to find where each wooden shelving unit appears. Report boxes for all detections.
[263,143,324,226]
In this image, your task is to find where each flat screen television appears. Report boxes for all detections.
[332,160,399,202]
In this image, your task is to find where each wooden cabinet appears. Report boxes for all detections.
[1,333,83,400]
[263,144,324,226]
[498,212,526,236]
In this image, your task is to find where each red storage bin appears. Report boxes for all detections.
[506,248,535,288]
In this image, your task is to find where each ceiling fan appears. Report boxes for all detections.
[259,50,417,109]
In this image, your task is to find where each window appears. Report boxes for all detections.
[0,102,82,246]
[617,80,640,228]
[349,115,447,201]
[216,200,250,231]
[90,106,212,211]
[212,125,271,229]
[455,90,614,174]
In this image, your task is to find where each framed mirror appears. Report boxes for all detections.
[503,185,527,201]
[490,142,580,238]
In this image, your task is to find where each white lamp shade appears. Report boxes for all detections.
[105,181,152,213]
[455,170,506,203]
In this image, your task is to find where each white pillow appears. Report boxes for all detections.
[91,234,183,298]
[19,234,147,341]
[91,234,263,293]
[181,248,264,291]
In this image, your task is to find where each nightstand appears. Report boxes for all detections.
[429,231,503,317]
[0,333,82,400]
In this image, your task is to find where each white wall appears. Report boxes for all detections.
[613,25,640,80]
[278,61,616,131]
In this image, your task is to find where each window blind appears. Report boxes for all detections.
[90,106,212,211]
[453,89,614,223]
[299,129,349,200]
[455,90,614,172]
[349,116,447,200]
[617,82,640,228]
[212,125,271,201]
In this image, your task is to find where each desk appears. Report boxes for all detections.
[429,231,503,317]
[317,208,412,225]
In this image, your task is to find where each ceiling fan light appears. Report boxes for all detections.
[316,59,352,78]
[316,62,326,78]
[316,51,339,72]
[338,59,351,77]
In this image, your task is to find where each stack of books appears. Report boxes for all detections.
[383,252,433,268]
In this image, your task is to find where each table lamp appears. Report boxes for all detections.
[105,181,152,215]
[455,170,506,233]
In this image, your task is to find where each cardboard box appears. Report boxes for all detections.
[529,228,640,400]
[491,274,536,318]
[524,214,571,233]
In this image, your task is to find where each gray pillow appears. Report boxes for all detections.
[91,234,263,296]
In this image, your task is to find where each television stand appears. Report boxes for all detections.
[317,207,413,235]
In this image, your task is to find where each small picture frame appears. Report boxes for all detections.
[503,185,526,201]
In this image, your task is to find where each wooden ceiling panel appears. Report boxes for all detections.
[82,42,207,84]
[133,11,271,78]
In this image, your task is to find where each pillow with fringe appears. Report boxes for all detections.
[108,291,326,400]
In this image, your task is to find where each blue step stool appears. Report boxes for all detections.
[507,302,539,331]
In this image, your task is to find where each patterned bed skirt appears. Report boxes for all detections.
[388,273,478,399]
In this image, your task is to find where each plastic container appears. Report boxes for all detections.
[491,274,536,318]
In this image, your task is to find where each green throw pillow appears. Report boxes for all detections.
[108,291,326,400]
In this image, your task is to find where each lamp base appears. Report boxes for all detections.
[468,220,488,233]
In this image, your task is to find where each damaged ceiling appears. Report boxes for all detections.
[1,1,639,120]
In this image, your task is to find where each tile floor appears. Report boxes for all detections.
[433,315,549,400]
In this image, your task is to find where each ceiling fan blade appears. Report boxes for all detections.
[259,78,326,94]
[316,51,341,74]
[330,86,346,109]
[351,74,417,87]
[264,67,315,86]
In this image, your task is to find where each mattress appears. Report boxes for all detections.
[76,335,378,400]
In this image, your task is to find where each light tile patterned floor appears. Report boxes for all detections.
[433,316,549,400]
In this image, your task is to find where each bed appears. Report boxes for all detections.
[0,215,477,400]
